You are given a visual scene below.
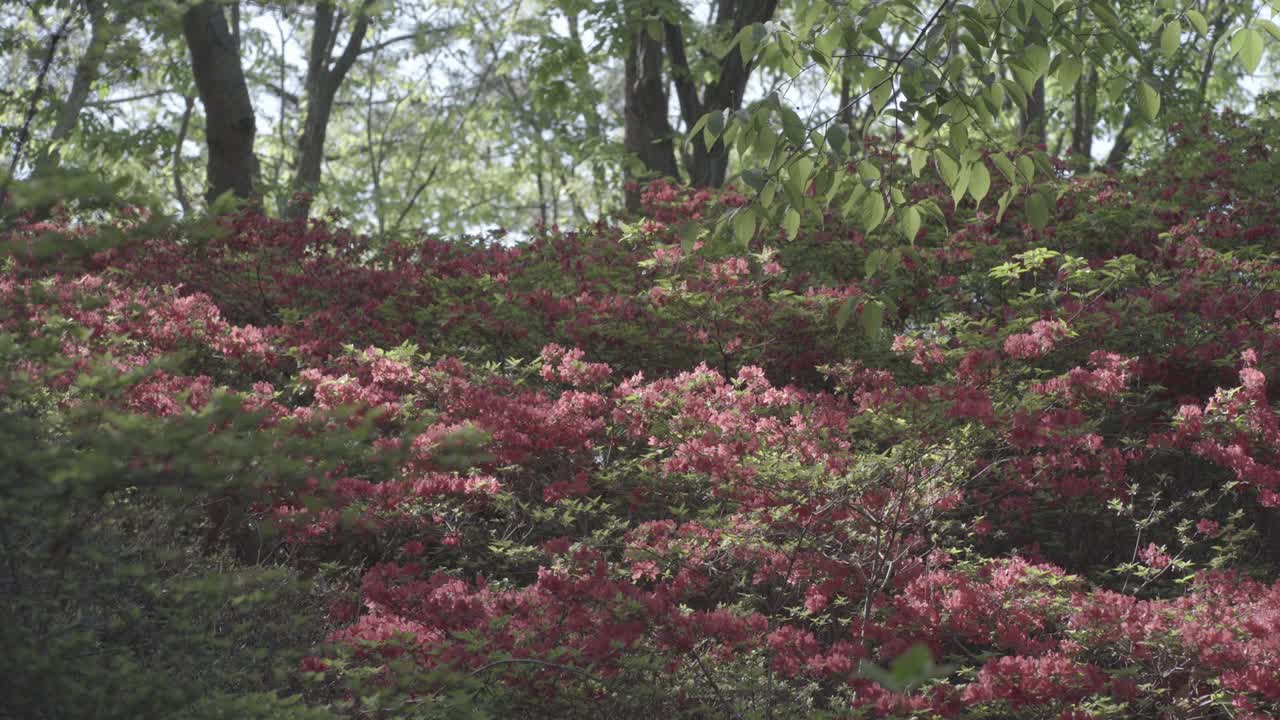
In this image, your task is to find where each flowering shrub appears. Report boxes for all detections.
[3,112,1278,719]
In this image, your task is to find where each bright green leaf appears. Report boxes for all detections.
[1232,28,1264,74]
[909,148,928,177]
[934,150,959,187]
[733,208,756,247]
[1260,19,1280,43]
[992,153,1016,183]
[1185,9,1208,37]
[968,162,991,206]
[862,192,886,232]
[899,205,922,242]
[1137,81,1160,121]
[1056,56,1083,88]
[1160,21,1181,58]
[1016,155,1036,184]
[783,208,801,241]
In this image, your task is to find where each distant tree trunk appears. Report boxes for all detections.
[623,25,678,213]
[0,11,72,211]
[837,59,854,128]
[173,94,196,215]
[183,1,258,205]
[665,0,779,188]
[1021,78,1046,144]
[1069,68,1098,168]
[1019,15,1046,145]
[32,0,109,176]
[1197,10,1235,107]
[1103,110,1136,170]
[286,0,373,220]
[1104,55,1154,171]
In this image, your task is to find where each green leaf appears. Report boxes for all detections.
[703,110,725,148]
[781,106,806,146]
[1001,77,1028,111]
[815,28,841,59]
[1185,9,1208,37]
[783,208,801,241]
[1026,191,1049,230]
[644,19,662,42]
[1023,45,1050,77]
[992,153,1016,183]
[997,187,1015,223]
[890,644,935,686]
[1231,28,1265,74]
[1056,56,1083,88]
[1010,64,1039,95]
[862,192,886,232]
[733,208,756,247]
[899,205,922,242]
[934,150,959,187]
[786,157,814,204]
[1160,21,1181,58]
[835,297,854,334]
[864,248,888,279]
[860,640,942,686]
[1259,19,1280,43]
[870,81,893,112]
[826,123,849,158]
[1016,155,1036,184]
[968,162,991,206]
[737,23,767,62]
[909,148,928,177]
[860,300,884,340]
[1137,81,1160,121]
[950,165,970,209]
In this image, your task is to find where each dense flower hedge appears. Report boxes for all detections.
[3,112,1278,719]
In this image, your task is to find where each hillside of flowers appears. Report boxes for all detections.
[3,113,1279,720]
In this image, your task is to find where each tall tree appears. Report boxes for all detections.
[30,0,111,178]
[663,0,779,188]
[1069,67,1099,167]
[286,0,374,219]
[183,0,258,204]
[623,19,678,212]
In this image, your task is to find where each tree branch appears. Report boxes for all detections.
[1,9,74,211]
[662,20,703,130]
[173,94,195,215]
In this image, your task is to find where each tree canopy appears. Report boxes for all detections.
[1,0,1276,232]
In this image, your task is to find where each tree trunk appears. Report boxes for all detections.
[1197,11,1235,107]
[32,0,109,175]
[0,11,72,211]
[183,1,258,205]
[173,95,196,215]
[1103,110,1136,170]
[665,0,779,189]
[1069,68,1098,168]
[1021,76,1046,144]
[623,25,678,213]
[1019,15,1046,145]
[286,1,372,220]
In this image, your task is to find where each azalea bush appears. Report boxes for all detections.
[2,111,1278,719]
